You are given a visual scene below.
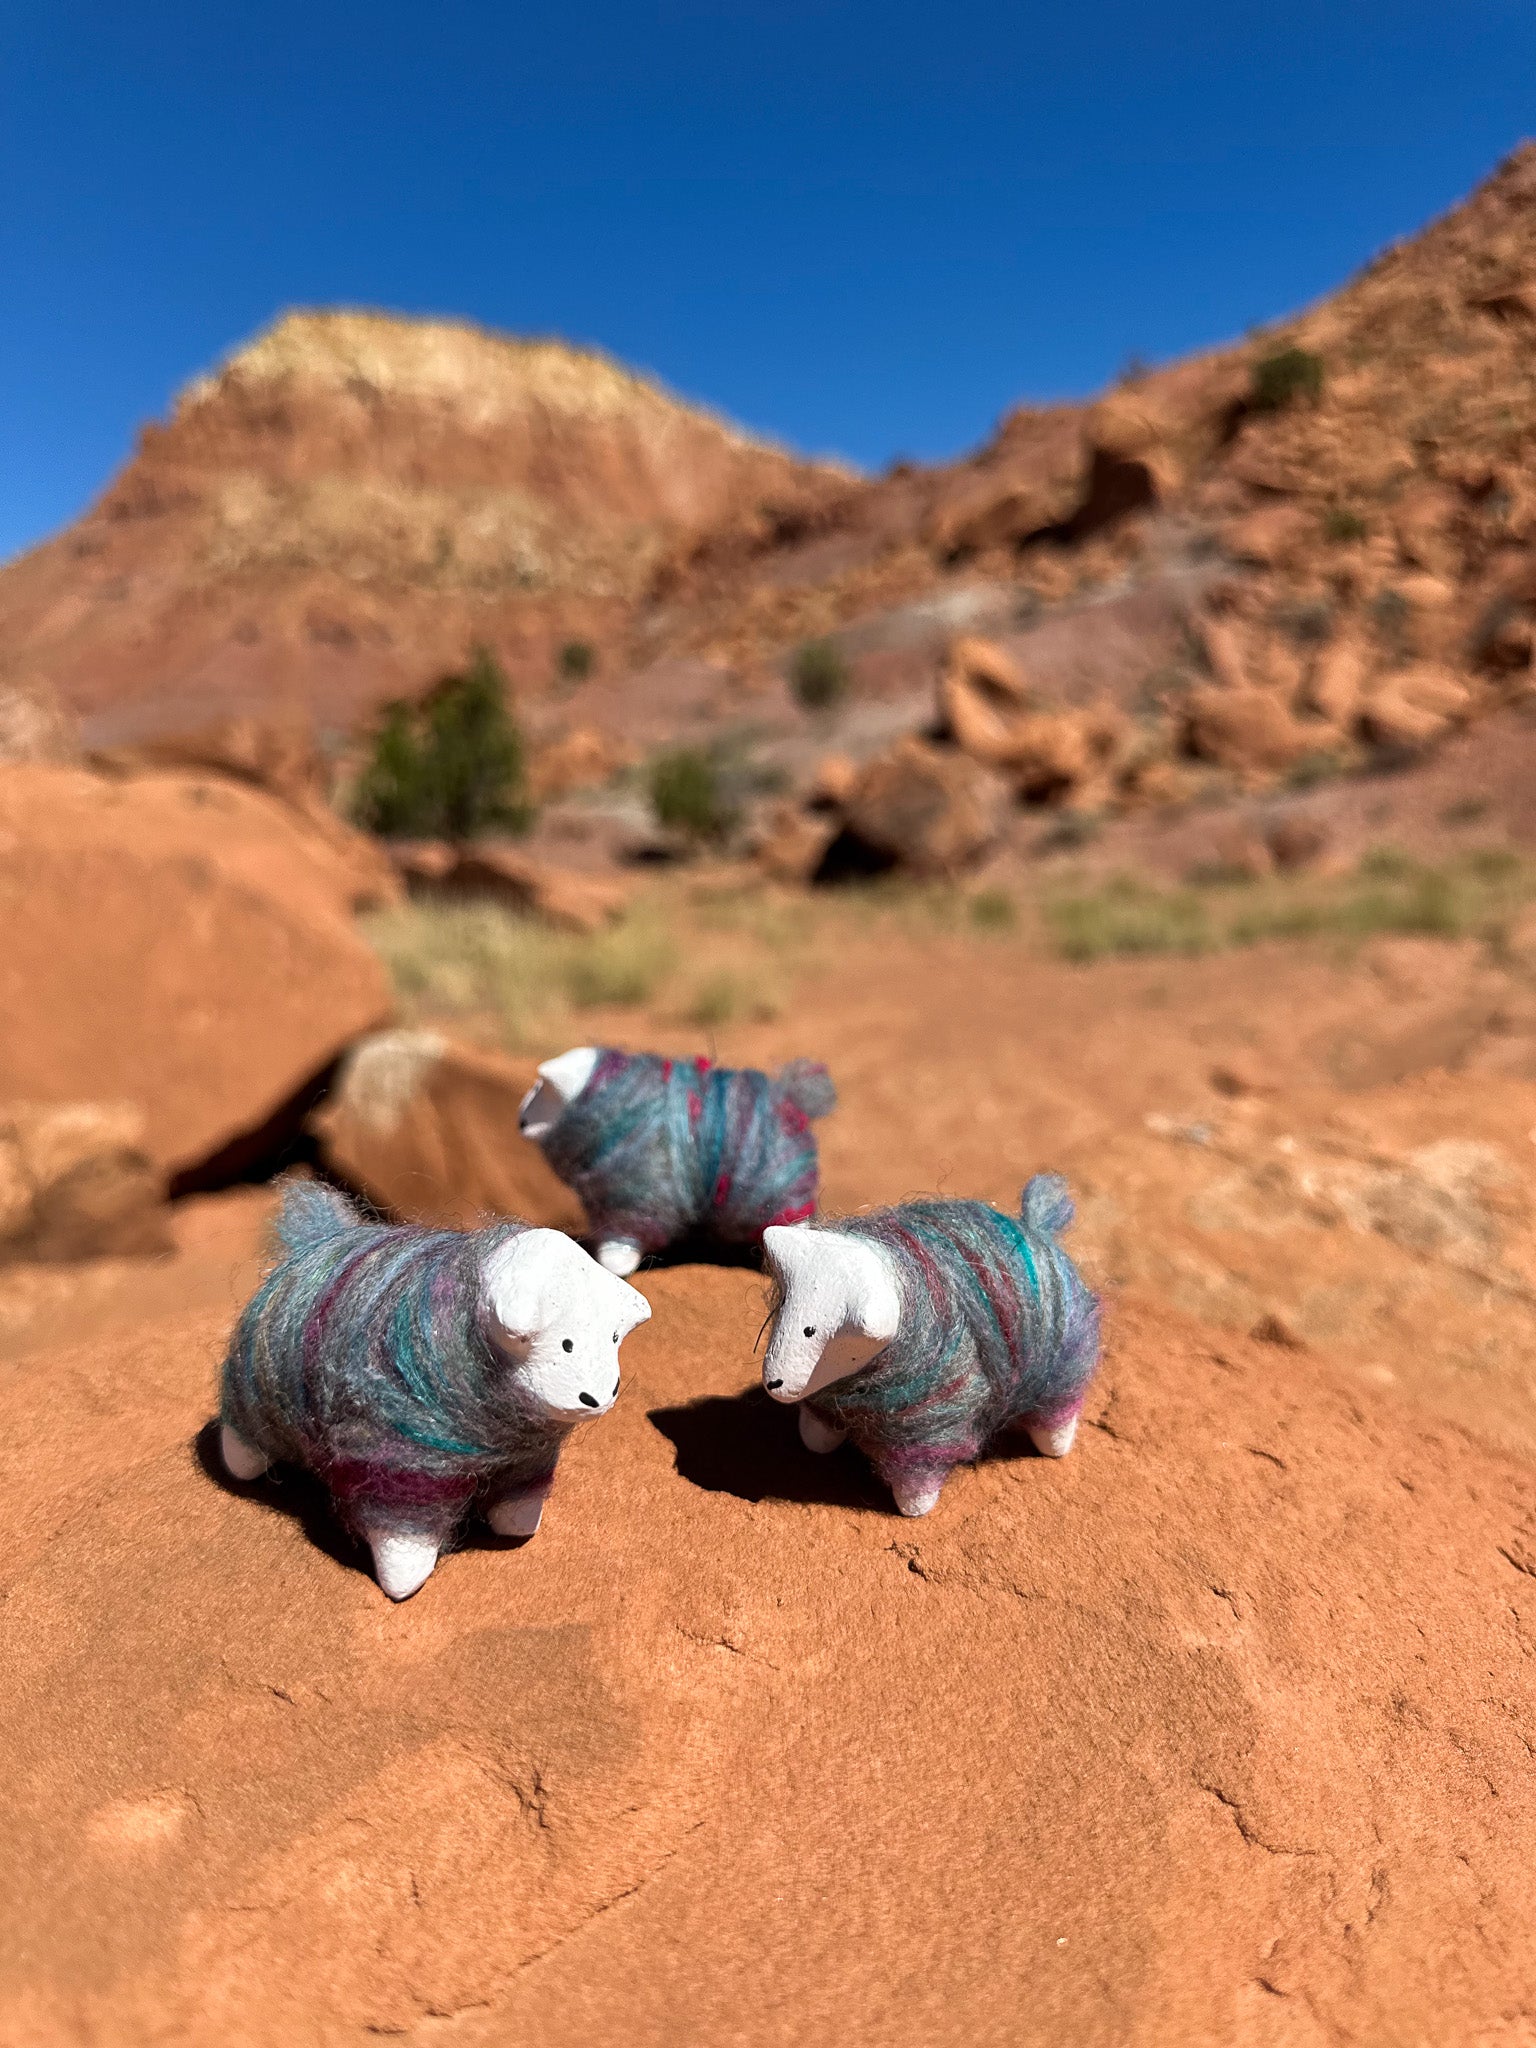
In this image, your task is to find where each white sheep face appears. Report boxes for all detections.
[483,1227,650,1417]
[518,1046,601,1140]
[761,1225,901,1403]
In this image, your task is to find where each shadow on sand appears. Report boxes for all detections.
[190,1418,535,1580]
[647,1388,1056,1513]
[648,1386,888,1512]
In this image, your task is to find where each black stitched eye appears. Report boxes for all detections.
[562,1338,574,1353]
[803,1325,816,1337]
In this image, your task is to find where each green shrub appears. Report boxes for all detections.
[650,748,739,842]
[352,648,532,840]
[1273,599,1335,648]
[1284,750,1348,791]
[1324,508,1368,543]
[969,888,1018,931]
[1250,347,1325,413]
[1370,587,1413,658]
[558,639,595,683]
[790,639,850,714]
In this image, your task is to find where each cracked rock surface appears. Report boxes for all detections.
[1,1267,1533,2043]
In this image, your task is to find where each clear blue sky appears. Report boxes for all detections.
[3,1,1533,563]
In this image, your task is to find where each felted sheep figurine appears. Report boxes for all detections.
[520,1046,837,1275]
[218,1179,651,1599]
[759,1176,1100,1517]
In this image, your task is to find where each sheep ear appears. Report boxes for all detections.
[608,1278,652,1335]
[762,1223,815,1284]
[536,1047,601,1106]
[844,1239,902,1342]
[483,1233,555,1339]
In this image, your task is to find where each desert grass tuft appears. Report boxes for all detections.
[1045,850,1536,963]
[362,899,677,1045]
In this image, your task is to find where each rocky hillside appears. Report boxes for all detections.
[663,141,1536,684]
[6,146,1536,841]
[0,311,838,744]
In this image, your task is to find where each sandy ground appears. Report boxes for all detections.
[3,908,1536,2044]
[2,1268,1533,2046]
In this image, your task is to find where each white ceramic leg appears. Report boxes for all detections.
[220,1424,270,1482]
[890,1471,945,1518]
[366,1529,441,1601]
[798,1407,848,1455]
[1027,1414,1079,1459]
[596,1239,642,1277]
[487,1491,545,1538]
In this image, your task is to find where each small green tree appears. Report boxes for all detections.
[558,639,595,683]
[1250,346,1325,413]
[352,647,533,840]
[791,639,850,713]
[649,748,738,843]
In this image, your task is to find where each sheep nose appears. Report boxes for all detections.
[579,1392,599,1408]
[765,1378,783,1390]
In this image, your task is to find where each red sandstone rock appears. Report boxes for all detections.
[311,1031,584,1231]
[1359,664,1476,748]
[0,1274,1531,2042]
[0,1101,170,1263]
[0,765,392,1177]
[445,842,633,933]
[841,736,1009,875]
[750,801,837,884]
[1181,685,1319,775]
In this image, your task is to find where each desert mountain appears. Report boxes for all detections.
[5,147,1536,813]
[0,311,838,744]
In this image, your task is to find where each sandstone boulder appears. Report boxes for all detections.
[1393,483,1461,577]
[840,737,1008,876]
[386,838,459,887]
[751,801,838,885]
[311,1030,585,1232]
[924,473,1077,557]
[0,1102,170,1263]
[98,713,330,809]
[1002,704,1131,808]
[450,843,632,933]
[1220,501,1314,567]
[1194,615,1253,693]
[938,636,1032,765]
[1181,686,1319,775]
[808,752,859,809]
[1358,664,1475,749]
[389,838,632,933]
[1302,636,1369,725]
[1080,386,1183,511]
[0,765,393,1179]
